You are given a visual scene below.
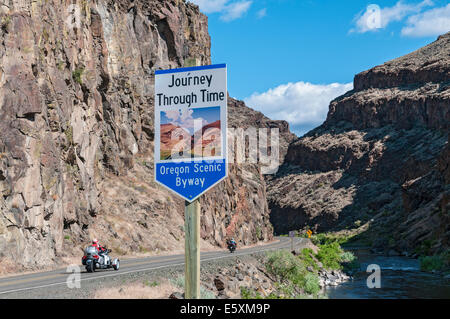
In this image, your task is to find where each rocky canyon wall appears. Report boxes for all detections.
[268,33,449,254]
[0,0,282,269]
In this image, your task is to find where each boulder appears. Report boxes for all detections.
[169,292,184,299]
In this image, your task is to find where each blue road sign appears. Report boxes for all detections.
[154,64,228,201]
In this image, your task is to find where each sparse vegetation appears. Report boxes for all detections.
[265,250,321,297]
[112,246,127,256]
[64,124,74,145]
[419,250,450,273]
[1,15,11,32]
[139,246,150,253]
[298,248,319,271]
[255,226,262,239]
[414,239,438,256]
[240,286,263,299]
[143,280,159,287]
[170,275,216,299]
[311,232,354,246]
[316,242,344,270]
[257,235,358,299]
[72,67,84,84]
[340,251,360,273]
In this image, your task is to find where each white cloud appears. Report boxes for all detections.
[164,109,206,134]
[401,4,450,36]
[189,0,229,13]
[244,82,353,136]
[352,0,433,33]
[220,1,252,21]
[257,8,267,19]
[190,0,252,21]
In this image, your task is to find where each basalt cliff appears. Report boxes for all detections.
[268,32,449,254]
[0,0,296,269]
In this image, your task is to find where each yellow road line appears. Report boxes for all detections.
[123,256,182,267]
[0,273,65,287]
[0,256,183,288]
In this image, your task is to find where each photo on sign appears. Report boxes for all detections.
[160,106,222,160]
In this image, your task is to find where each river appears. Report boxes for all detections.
[325,249,450,299]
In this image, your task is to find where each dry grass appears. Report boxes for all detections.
[0,258,17,275]
[93,279,180,299]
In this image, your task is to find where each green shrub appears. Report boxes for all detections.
[72,67,84,84]
[255,226,262,239]
[419,251,449,272]
[311,233,351,246]
[265,250,320,296]
[299,248,319,271]
[420,255,444,271]
[340,251,360,272]
[303,273,320,295]
[1,15,11,32]
[340,251,356,263]
[316,242,343,270]
[240,287,263,299]
[240,287,252,299]
[265,250,306,282]
[274,282,296,298]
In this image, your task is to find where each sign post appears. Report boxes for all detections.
[154,62,227,299]
[184,198,200,298]
[289,231,295,251]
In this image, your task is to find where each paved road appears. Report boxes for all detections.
[0,236,306,296]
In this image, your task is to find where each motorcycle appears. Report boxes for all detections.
[82,245,120,273]
[227,242,237,253]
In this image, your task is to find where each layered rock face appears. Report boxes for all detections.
[0,0,281,268]
[200,98,296,246]
[268,33,449,253]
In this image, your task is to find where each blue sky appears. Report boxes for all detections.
[190,0,450,135]
[161,107,220,134]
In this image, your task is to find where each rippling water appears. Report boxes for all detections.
[325,250,450,299]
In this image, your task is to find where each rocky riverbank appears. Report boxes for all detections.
[174,249,351,299]
[170,239,354,299]
[206,254,350,298]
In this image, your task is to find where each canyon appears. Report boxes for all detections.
[0,0,448,271]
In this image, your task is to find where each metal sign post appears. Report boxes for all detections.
[289,231,295,251]
[154,61,227,299]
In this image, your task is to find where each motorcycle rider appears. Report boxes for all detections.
[92,238,109,265]
[227,237,237,249]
